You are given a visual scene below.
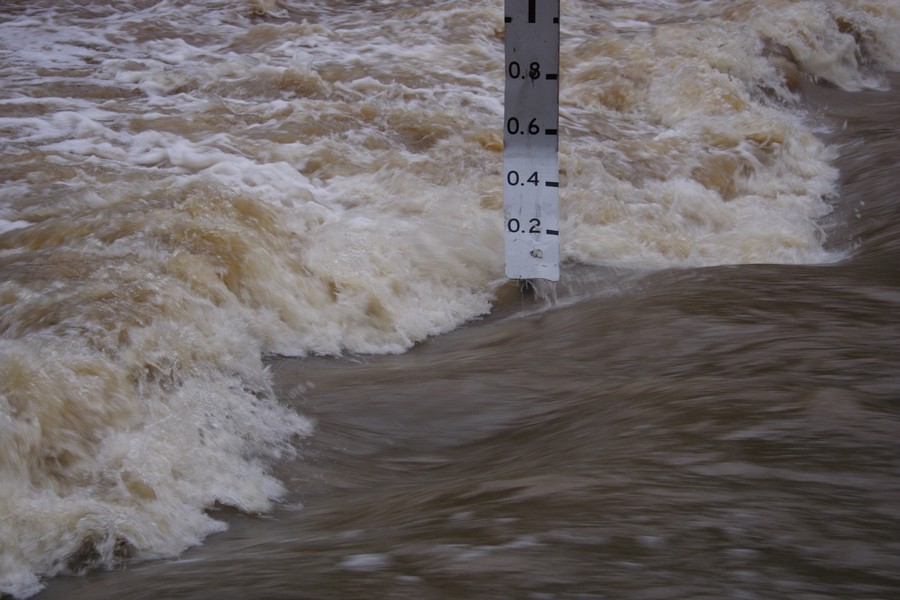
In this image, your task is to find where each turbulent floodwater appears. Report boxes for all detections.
[2,1,900,598]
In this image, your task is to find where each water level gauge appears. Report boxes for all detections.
[503,0,560,282]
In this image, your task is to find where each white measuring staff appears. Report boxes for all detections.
[503,0,560,282]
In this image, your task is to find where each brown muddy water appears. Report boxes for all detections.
[38,75,900,600]
[2,2,899,599]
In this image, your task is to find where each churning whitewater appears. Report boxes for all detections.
[1,0,899,597]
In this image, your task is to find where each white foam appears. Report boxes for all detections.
[0,219,30,234]
[753,1,899,90]
[339,553,392,571]
[0,315,313,598]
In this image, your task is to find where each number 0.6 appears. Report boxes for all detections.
[506,117,541,135]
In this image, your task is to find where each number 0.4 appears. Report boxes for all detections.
[506,171,540,186]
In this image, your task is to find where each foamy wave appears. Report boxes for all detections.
[557,0,900,269]
[0,308,312,596]
[561,17,822,267]
[754,0,900,91]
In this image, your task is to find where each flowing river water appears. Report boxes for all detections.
[2,1,899,598]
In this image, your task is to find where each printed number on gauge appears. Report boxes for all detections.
[507,218,541,233]
[506,171,540,186]
[506,117,540,135]
[508,61,541,80]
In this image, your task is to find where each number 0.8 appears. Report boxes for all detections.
[508,61,541,80]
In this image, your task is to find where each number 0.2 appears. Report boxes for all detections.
[507,218,542,233]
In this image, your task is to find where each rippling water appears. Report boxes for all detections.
[2,1,899,598]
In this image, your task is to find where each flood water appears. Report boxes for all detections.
[34,74,900,600]
[2,1,900,599]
